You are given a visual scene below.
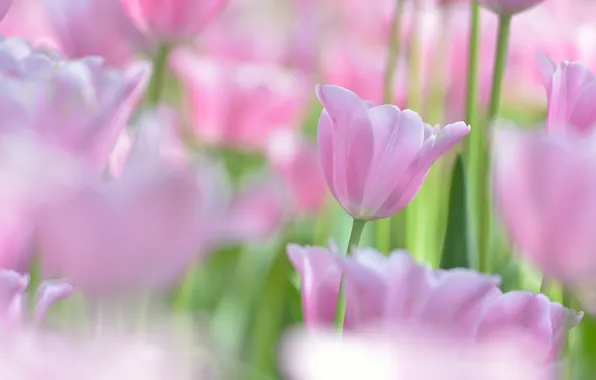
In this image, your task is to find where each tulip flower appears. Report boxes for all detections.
[477,0,547,16]
[0,0,11,21]
[287,244,581,360]
[42,0,147,67]
[36,120,226,296]
[119,0,229,43]
[538,54,596,134]
[0,38,149,169]
[170,49,308,152]
[316,84,469,221]
[493,127,596,312]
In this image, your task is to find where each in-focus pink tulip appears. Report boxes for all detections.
[0,0,11,21]
[538,54,596,134]
[493,127,596,312]
[170,49,308,152]
[316,84,469,221]
[120,0,229,43]
[287,244,581,360]
[281,326,555,380]
[42,0,147,67]
[36,121,226,296]
[267,130,327,216]
[0,38,149,170]
[477,0,547,15]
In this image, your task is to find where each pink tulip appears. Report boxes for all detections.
[42,0,147,67]
[120,0,229,43]
[538,54,596,134]
[36,122,225,296]
[0,0,59,49]
[267,130,327,216]
[0,0,11,21]
[170,49,308,152]
[281,326,555,380]
[493,128,596,307]
[0,38,149,170]
[287,244,580,361]
[316,84,469,221]
[477,0,547,15]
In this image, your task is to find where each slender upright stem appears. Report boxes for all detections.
[464,2,481,128]
[146,44,171,105]
[487,15,511,120]
[334,218,367,330]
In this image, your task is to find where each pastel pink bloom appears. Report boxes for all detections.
[0,0,11,21]
[36,123,225,296]
[493,128,596,308]
[287,244,581,361]
[477,0,547,15]
[0,38,149,170]
[281,327,555,380]
[538,54,596,134]
[170,49,308,152]
[316,84,469,220]
[42,0,147,67]
[0,0,59,48]
[477,290,583,366]
[0,269,73,326]
[220,174,286,244]
[267,130,327,215]
[120,0,229,43]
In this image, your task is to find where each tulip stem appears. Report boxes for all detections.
[146,44,171,105]
[335,218,366,331]
[488,15,511,121]
[383,0,405,104]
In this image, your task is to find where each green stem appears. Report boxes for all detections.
[146,44,171,105]
[334,218,367,330]
[487,15,511,121]
[383,0,405,104]
[463,1,482,272]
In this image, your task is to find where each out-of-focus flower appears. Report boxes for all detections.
[538,54,596,134]
[0,269,73,326]
[280,326,555,380]
[42,0,147,67]
[0,0,11,21]
[0,0,59,48]
[493,127,596,312]
[287,244,581,361]
[316,84,469,221]
[477,0,547,15]
[219,173,286,244]
[36,120,226,296]
[170,49,308,152]
[119,0,229,43]
[0,38,149,170]
[267,130,327,216]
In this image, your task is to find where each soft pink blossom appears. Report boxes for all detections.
[0,0,11,21]
[120,0,229,43]
[0,38,149,170]
[0,0,58,48]
[36,122,226,296]
[493,127,596,311]
[538,54,596,134]
[170,49,308,152]
[316,84,469,221]
[42,0,147,67]
[477,0,547,15]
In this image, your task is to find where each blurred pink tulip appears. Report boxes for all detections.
[316,84,469,221]
[0,269,73,326]
[42,0,147,67]
[36,122,225,296]
[477,0,547,15]
[0,38,149,170]
[171,49,308,152]
[493,128,596,309]
[287,244,580,360]
[0,0,11,21]
[538,54,596,134]
[0,0,58,48]
[267,131,327,216]
[120,0,229,43]
[281,327,556,380]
